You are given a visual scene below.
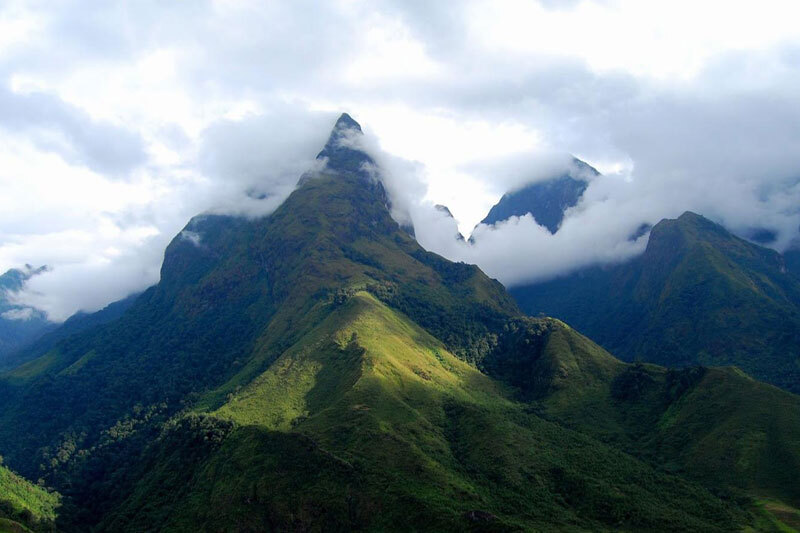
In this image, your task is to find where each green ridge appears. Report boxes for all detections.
[0,115,796,531]
[511,211,800,393]
[100,293,751,531]
[0,463,59,532]
[486,316,800,519]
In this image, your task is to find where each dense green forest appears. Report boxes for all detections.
[512,211,800,394]
[0,267,54,364]
[1,115,798,531]
[0,461,59,532]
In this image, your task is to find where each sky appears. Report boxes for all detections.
[1,0,800,320]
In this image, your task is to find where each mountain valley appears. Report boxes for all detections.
[0,115,798,532]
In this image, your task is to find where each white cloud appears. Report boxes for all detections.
[343,15,442,85]
[2,104,337,320]
[0,84,147,175]
[1,307,35,321]
[179,230,202,247]
[467,0,800,79]
[0,0,799,318]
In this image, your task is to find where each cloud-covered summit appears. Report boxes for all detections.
[0,0,799,318]
[315,113,376,176]
[477,157,598,234]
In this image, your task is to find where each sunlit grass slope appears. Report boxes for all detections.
[100,292,756,532]
[0,463,59,532]
[0,115,797,532]
[490,316,800,518]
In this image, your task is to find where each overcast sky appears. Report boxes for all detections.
[1,0,800,320]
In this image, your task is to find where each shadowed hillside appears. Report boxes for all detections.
[482,317,800,512]
[477,158,598,234]
[0,116,797,531]
[511,211,800,394]
[0,267,54,364]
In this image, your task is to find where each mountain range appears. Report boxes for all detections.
[0,266,54,364]
[0,114,799,531]
[476,158,598,234]
[511,211,800,394]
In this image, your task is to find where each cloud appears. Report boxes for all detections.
[1,307,35,321]
[461,152,580,196]
[354,66,800,286]
[359,138,651,285]
[0,85,147,175]
[3,105,339,320]
[2,222,168,321]
[197,107,336,217]
[179,230,202,247]
[0,0,799,318]
[11,245,163,321]
[343,123,429,228]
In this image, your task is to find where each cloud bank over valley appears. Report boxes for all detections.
[0,0,799,318]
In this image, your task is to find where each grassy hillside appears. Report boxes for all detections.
[0,116,522,529]
[511,211,800,394]
[0,462,59,532]
[482,316,800,528]
[98,293,753,531]
[0,115,797,531]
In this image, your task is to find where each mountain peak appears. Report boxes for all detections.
[316,112,373,175]
[320,113,363,151]
[0,264,48,292]
[434,204,454,218]
[676,210,704,223]
[645,211,724,259]
[475,156,598,236]
[649,211,729,244]
[334,112,362,132]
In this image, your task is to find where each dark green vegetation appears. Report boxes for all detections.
[477,158,597,234]
[0,115,798,531]
[0,267,54,363]
[89,293,757,531]
[0,461,59,532]
[786,247,800,279]
[0,294,138,373]
[512,211,800,394]
[490,318,800,510]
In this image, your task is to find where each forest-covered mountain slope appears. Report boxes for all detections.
[0,462,59,533]
[0,294,138,373]
[0,116,798,531]
[511,211,800,394]
[477,158,597,234]
[0,267,54,364]
[488,317,800,512]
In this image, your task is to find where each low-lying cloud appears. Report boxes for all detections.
[0,86,147,176]
[198,108,336,217]
[4,106,340,320]
[1,307,35,321]
[1,1,799,320]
